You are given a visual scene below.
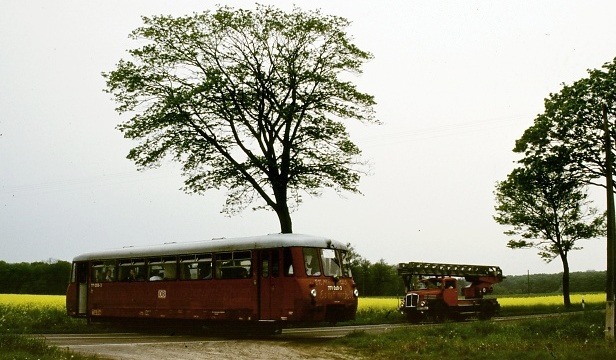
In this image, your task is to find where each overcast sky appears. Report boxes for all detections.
[2,1,616,275]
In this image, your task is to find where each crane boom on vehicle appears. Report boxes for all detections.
[397,262,503,279]
[397,261,504,322]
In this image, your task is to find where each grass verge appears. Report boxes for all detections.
[0,334,101,360]
[333,311,616,359]
[0,304,90,334]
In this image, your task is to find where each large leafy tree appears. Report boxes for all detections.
[502,57,616,331]
[514,58,616,188]
[494,155,605,307]
[104,5,376,233]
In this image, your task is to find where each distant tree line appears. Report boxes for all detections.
[0,260,71,295]
[493,271,606,295]
[349,259,405,297]
[0,258,607,297]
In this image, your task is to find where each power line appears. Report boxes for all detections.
[354,114,531,148]
[0,171,176,197]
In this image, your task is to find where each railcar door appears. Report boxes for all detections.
[75,262,89,316]
[258,249,282,320]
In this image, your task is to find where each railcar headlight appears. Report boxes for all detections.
[353,289,359,297]
[310,289,317,298]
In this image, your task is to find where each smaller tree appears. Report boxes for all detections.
[494,155,605,307]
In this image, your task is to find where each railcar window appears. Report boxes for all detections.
[119,259,146,281]
[91,261,116,282]
[216,251,252,279]
[147,256,177,281]
[261,252,269,278]
[283,248,294,276]
[91,264,102,282]
[303,248,321,276]
[180,254,213,280]
[75,263,87,283]
[271,250,279,277]
[321,249,342,277]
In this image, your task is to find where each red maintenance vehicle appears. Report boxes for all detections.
[397,262,504,322]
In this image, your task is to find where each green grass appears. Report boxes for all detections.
[0,298,102,360]
[334,312,616,359]
[0,334,102,360]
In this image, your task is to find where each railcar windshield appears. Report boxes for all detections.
[303,248,351,277]
[303,248,321,276]
[321,249,342,277]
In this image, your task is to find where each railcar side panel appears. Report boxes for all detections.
[87,278,258,321]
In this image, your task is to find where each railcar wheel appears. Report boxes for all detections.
[264,323,283,336]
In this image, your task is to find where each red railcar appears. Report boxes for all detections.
[66,234,358,330]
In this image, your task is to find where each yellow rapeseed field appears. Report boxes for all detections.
[357,293,605,311]
[0,293,606,312]
[358,297,400,311]
[0,294,65,310]
[498,293,604,307]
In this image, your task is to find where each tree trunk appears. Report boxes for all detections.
[272,178,293,233]
[561,254,571,307]
[276,206,293,233]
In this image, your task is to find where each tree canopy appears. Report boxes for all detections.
[495,156,604,262]
[104,5,377,233]
[514,57,616,188]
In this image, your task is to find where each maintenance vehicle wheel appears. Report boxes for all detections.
[430,302,449,323]
[478,301,496,320]
[405,311,423,324]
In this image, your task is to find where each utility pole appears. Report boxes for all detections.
[603,103,616,340]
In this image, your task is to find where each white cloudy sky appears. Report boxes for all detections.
[1,1,615,275]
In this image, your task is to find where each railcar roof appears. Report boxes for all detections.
[72,233,347,262]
